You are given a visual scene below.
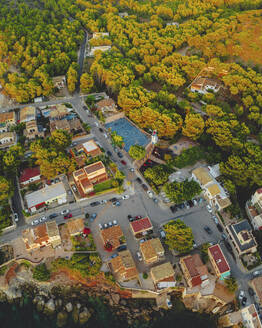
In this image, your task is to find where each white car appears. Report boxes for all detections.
[14,213,19,222]
[104,133,108,139]
[39,216,47,222]
[147,191,153,198]
[31,219,39,226]
[206,205,212,213]
[136,251,143,262]
[100,199,107,204]
[95,122,99,127]
[212,215,219,225]
[61,209,69,215]
[98,223,103,230]
[122,195,130,200]
[239,290,245,301]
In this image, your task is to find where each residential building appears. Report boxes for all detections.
[251,277,262,306]
[190,77,221,94]
[19,106,36,123]
[130,217,153,239]
[101,225,125,251]
[225,220,257,256]
[89,46,111,57]
[150,262,175,287]
[180,254,209,288]
[92,32,110,39]
[42,104,68,120]
[140,238,165,264]
[218,304,262,328]
[96,98,117,113]
[208,244,230,280]
[246,189,262,230]
[73,161,108,196]
[66,218,85,236]
[52,76,66,90]
[19,167,41,187]
[46,221,61,248]
[192,167,231,211]
[0,132,16,148]
[70,140,102,168]
[24,120,44,140]
[25,182,67,213]
[50,118,84,135]
[0,111,16,133]
[109,250,138,282]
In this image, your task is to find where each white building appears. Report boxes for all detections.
[246,188,262,230]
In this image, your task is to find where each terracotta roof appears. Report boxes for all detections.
[207,184,221,197]
[192,167,213,186]
[19,167,40,183]
[96,98,115,110]
[32,224,49,245]
[66,218,85,235]
[0,111,15,124]
[182,254,208,278]
[140,238,164,262]
[84,161,104,175]
[209,244,230,274]
[150,262,174,283]
[130,217,152,234]
[110,250,138,281]
[101,225,123,249]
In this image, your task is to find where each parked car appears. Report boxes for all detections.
[147,190,153,198]
[39,216,47,222]
[153,198,158,203]
[61,209,69,215]
[117,152,123,158]
[193,240,197,248]
[212,215,219,225]
[136,177,142,184]
[206,205,212,213]
[110,253,118,259]
[90,201,100,207]
[166,299,172,309]
[31,219,39,226]
[90,213,97,220]
[188,200,194,207]
[122,194,130,200]
[129,168,135,172]
[64,213,72,219]
[117,245,127,252]
[83,106,88,111]
[204,226,212,234]
[184,201,190,209]
[67,190,72,195]
[221,232,227,240]
[72,185,77,192]
[248,287,255,296]
[103,133,108,139]
[107,151,112,156]
[49,213,58,220]
[112,201,121,207]
[121,160,127,165]
[98,223,103,230]
[99,128,103,132]
[159,229,166,239]
[253,270,262,278]
[142,184,148,191]
[139,239,146,244]
[136,251,143,262]
[170,205,178,213]
[135,215,142,220]
[100,199,107,204]
[242,297,247,306]
[109,197,118,203]
[239,290,245,301]
[193,199,198,206]
[14,213,19,222]
[217,223,223,232]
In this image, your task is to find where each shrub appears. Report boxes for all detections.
[33,263,50,281]
[143,273,148,279]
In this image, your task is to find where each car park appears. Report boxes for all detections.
[147,190,153,198]
[117,152,123,158]
[136,251,143,262]
[121,160,127,165]
[14,213,19,222]
[61,209,69,215]
[64,213,72,219]
[49,213,58,219]
[142,184,148,191]
[90,201,100,207]
[204,226,212,234]
[122,194,130,200]
[136,177,142,184]
[107,151,112,156]
[31,219,39,226]
[206,205,212,213]
[117,245,127,252]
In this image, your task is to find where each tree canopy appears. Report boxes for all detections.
[128,145,146,160]
[163,180,201,204]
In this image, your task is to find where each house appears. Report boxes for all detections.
[70,140,102,168]
[109,250,138,282]
[42,104,68,120]
[22,221,61,251]
[92,32,110,39]
[89,46,111,57]
[25,182,67,213]
[96,98,117,113]
[19,167,41,187]
[52,76,66,90]
[0,111,16,133]
[225,220,257,256]
[73,161,108,196]
[101,225,125,251]
[208,244,230,280]
[166,22,179,27]
[218,304,262,328]
[118,12,128,18]
[246,189,262,230]
[130,217,153,239]
[190,77,221,94]
[66,218,85,236]
[150,262,175,287]
[19,106,36,123]
[46,221,61,248]
[180,254,209,288]
[50,118,84,136]
[0,132,16,148]
[192,167,231,211]
[140,238,165,264]
[24,120,44,140]
[251,277,262,306]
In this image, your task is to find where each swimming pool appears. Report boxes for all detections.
[105,118,150,152]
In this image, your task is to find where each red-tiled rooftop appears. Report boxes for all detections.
[209,244,230,274]
[19,167,40,183]
[131,217,152,233]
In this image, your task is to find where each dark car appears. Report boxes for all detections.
[64,213,72,219]
[142,184,148,191]
[121,160,127,165]
[117,245,127,252]
[188,200,194,207]
[127,215,134,222]
[99,128,103,132]
[217,223,223,232]
[136,177,142,184]
[224,240,233,253]
[109,197,118,203]
[242,297,247,306]
[248,287,255,296]
[90,201,100,207]
[178,203,185,210]
[117,152,123,158]
[204,226,212,234]
[49,213,58,220]
[107,151,112,156]
[170,205,178,213]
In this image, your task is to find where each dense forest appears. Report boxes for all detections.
[1,0,262,201]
